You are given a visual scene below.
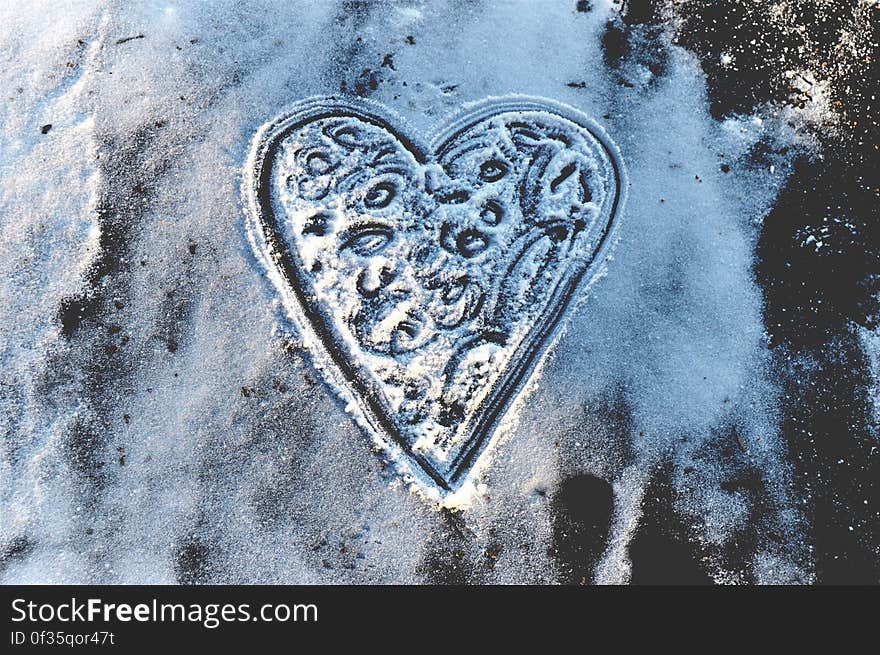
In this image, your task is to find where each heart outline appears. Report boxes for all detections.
[244,96,627,500]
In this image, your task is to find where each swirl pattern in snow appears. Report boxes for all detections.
[246,97,625,499]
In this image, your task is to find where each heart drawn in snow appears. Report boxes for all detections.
[245,96,625,500]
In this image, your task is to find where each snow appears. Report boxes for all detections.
[0,0,833,583]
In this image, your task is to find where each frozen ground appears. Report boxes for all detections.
[1,0,877,584]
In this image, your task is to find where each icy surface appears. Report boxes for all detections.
[1,0,844,583]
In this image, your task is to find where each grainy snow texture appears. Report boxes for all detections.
[1,0,877,584]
